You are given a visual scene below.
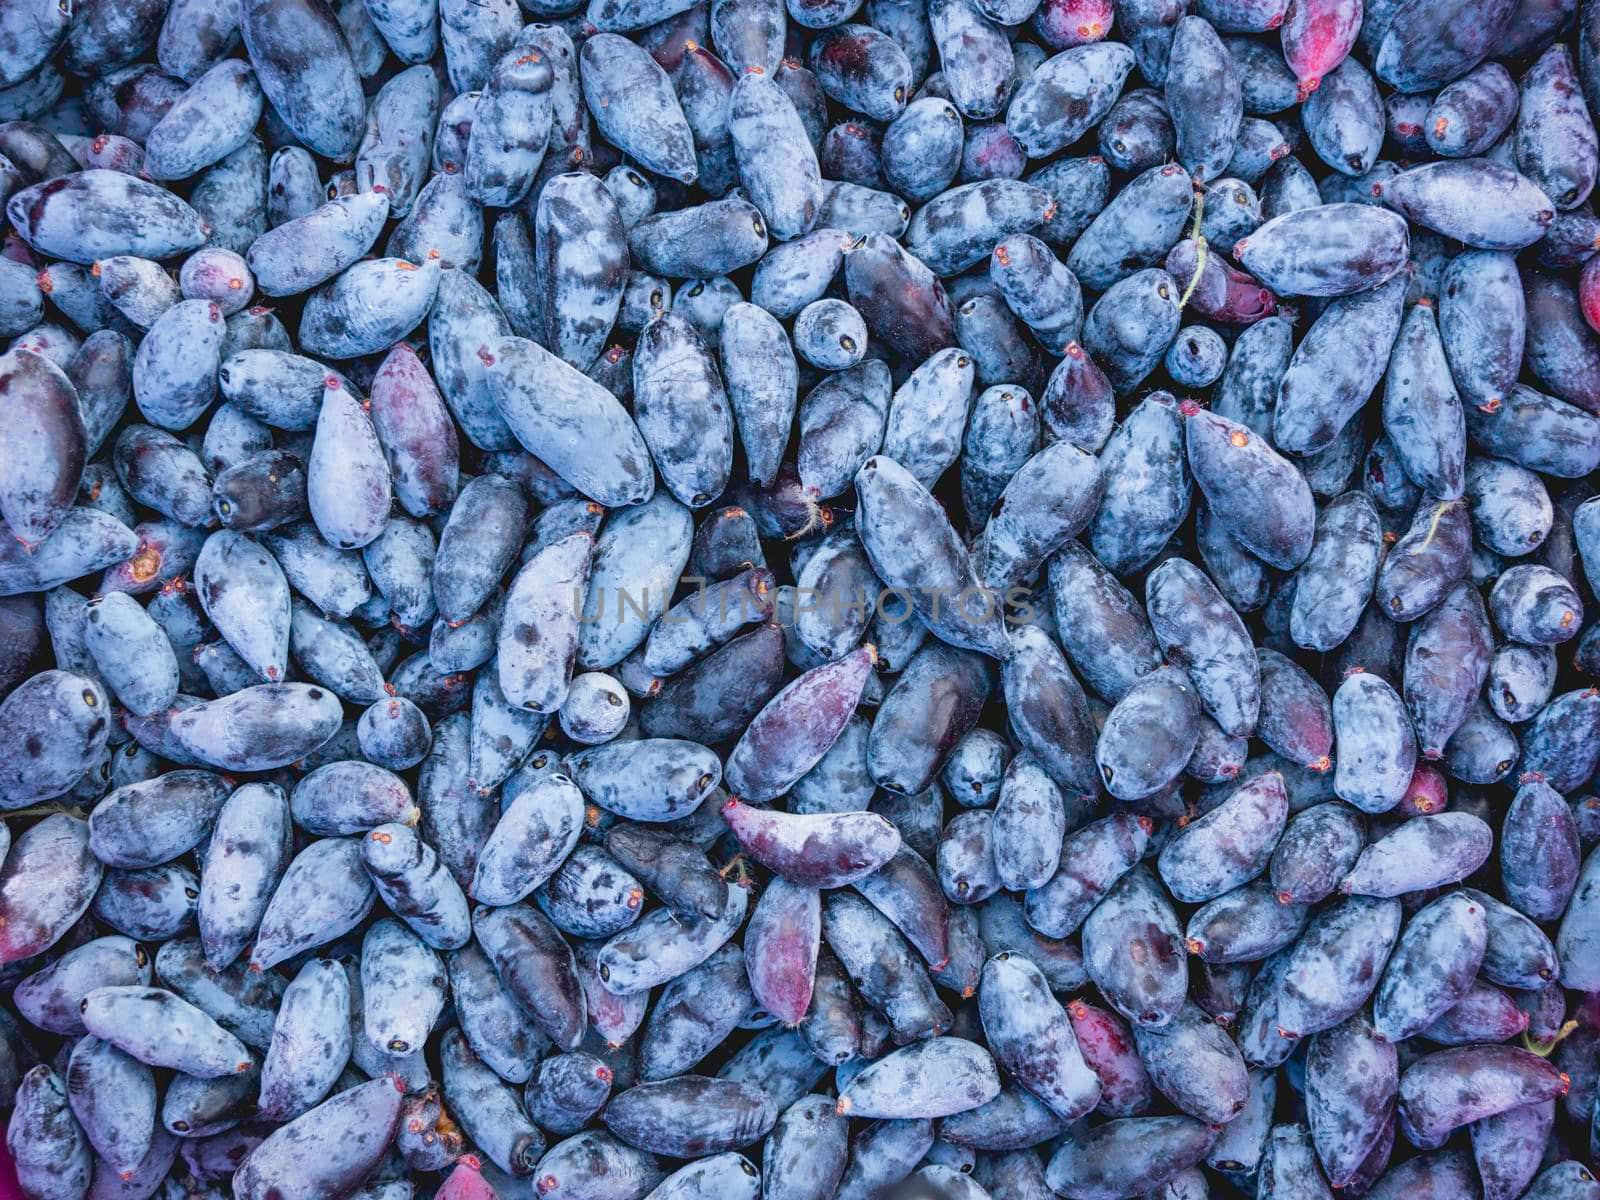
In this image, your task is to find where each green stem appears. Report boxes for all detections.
[1176,182,1209,313]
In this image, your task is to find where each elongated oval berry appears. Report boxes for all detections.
[724,801,901,888]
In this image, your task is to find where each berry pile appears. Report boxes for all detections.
[0,0,1599,1197]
